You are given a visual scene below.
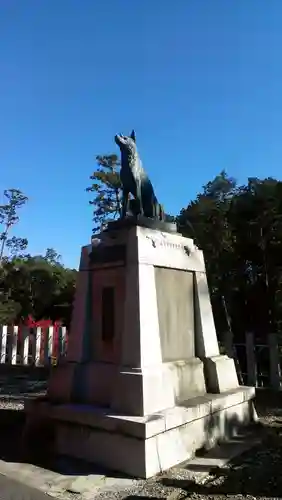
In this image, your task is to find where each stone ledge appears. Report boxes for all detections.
[204,355,239,393]
[24,386,255,441]
[106,216,178,234]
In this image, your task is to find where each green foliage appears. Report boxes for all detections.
[44,248,62,265]
[178,172,282,339]
[3,167,282,344]
[5,236,28,258]
[86,154,122,233]
[0,187,76,325]
[0,189,28,262]
[0,253,77,325]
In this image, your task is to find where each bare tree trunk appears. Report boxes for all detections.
[0,226,8,265]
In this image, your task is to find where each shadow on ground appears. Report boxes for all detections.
[0,365,48,401]
[0,375,281,500]
[157,389,282,499]
[0,367,130,478]
[0,366,48,466]
[0,408,128,478]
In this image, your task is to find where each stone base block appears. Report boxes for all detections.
[24,387,256,478]
[47,361,118,407]
[112,357,206,416]
[47,358,206,416]
[204,355,239,393]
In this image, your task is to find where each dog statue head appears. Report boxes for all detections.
[114,130,137,155]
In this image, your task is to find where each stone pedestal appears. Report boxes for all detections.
[24,223,256,478]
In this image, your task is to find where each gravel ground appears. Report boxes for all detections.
[0,371,281,500]
[93,390,282,500]
[0,367,47,409]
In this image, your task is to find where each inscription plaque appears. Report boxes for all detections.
[155,267,195,361]
[89,244,126,265]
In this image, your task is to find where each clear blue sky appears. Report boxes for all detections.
[1,0,282,268]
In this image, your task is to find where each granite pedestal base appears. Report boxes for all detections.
[24,223,257,478]
[24,386,256,479]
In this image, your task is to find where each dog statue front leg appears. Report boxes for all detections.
[121,189,129,218]
[136,181,143,216]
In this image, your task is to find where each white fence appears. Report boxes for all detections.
[224,331,282,390]
[1,326,281,389]
[0,325,67,367]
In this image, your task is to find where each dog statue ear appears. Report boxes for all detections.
[130,129,136,142]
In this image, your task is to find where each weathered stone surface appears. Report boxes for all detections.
[155,268,195,361]
[25,386,256,478]
[25,224,256,479]
[204,355,239,393]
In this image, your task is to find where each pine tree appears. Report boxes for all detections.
[86,154,122,233]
